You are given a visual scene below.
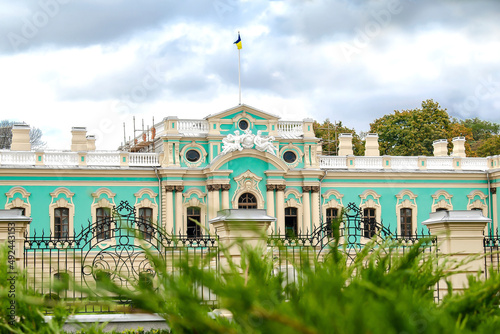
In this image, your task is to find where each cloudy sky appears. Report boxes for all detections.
[1,0,499,150]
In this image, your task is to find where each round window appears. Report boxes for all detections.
[239,120,249,130]
[186,149,201,162]
[283,151,297,163]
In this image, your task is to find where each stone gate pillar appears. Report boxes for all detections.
[0,209,31,268]
[210,209,275,270]
[423,210,490,294]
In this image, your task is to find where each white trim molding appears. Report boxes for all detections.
[5,186,31,217]
[284,188,303,232]
[432,190,453,212]
[395,189,418,235]
[180,141,208,168]
[322,189,344,223]
[182,188,207,233]
[467,190,488,217]
[359,189,382,223]
[232,170,265,209]
[49,187,75,238]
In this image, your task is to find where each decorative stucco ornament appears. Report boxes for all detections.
[219,130,277,156]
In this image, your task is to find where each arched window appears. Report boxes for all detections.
[54,208,69,239]
[96,207,111,241]
[139,208,153,241]
[285,207,298,237]
[238,193,257,209]
[400,208,412,237]
[187,207,202,238]
[363,208,377,238]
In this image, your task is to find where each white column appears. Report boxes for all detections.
[302,186,311,232]
[276,185,286,234]
[165,186,174,233]
[213,184,221,215]
[266,185,276,233]
[175,186,184,233]
[311,186,320,227]
[221,184,231,210]
[208,185,221,234]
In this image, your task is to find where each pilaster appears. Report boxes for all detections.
[165,186,175,233]
[175,186,184,233]
[302,186,311,231]
[276,185,286,234]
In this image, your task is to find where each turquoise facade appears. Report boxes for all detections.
[1,104,499,238]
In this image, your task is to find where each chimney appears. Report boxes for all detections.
[71,127,88,152]
[452,137,466,157]
[10,124,31,151]
[432,139,448,157]
[364,133,380,156]
[86,135,96,151]
[338,133,353,156]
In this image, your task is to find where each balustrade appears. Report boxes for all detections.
[178,120,209,134]
[129,153,159,166]
[278,121,303,137]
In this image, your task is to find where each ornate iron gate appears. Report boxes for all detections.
[24,201,218,313]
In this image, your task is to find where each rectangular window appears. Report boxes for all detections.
[96,208,111,241]
[54,208,69,239]
[363,208,376,238]
[285,207,298,237]
[400,208,412,237]
[139,208,153,241]
[187,207,202,238]
[325,208,338,236]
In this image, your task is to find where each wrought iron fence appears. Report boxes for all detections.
[24,201,219,314]
[267,202,439,300]
[484,228,500,279]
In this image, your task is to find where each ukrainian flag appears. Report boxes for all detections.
[234,33,242,49]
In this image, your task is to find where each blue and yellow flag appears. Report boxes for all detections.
[234,33,242,49]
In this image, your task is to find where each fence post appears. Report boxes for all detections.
[423,210,490,294]
[0,209,31,268]
[210,209,275,271]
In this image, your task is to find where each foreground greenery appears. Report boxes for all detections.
[1,236,500,333]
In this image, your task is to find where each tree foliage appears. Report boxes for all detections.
[313,120,364,156]
[369,99,450,156]
[476,135,500,157]
[0,120,45,150]
[453,118,500,157]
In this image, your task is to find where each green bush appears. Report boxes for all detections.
[90,237,500,334]
[2,236,500,333]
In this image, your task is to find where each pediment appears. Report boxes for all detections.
[204,104,280,122]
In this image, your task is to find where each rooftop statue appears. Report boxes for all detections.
[219,130,277,156]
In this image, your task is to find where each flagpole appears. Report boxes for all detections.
[238,47,241,105]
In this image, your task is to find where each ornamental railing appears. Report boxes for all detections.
[0,149,492,171]
[278,121,303,137]
[0,150,159,167]
[319,155,490,171]
[178,120,209,134]
[129,153,159,166]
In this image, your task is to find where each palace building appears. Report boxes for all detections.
[1,104,499,238]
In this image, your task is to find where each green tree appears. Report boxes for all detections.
[454,118,500,157]
[370,99,450,156]
[0,120,45,150]
[477,135,500,157]
[314,120,364,156]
